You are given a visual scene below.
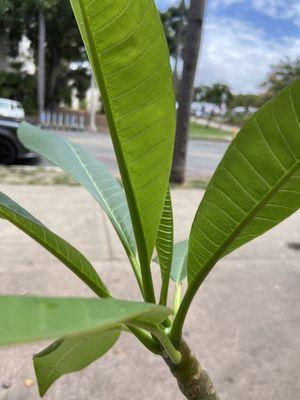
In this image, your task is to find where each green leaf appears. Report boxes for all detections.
[18,122,136,261]
[170,240,188,283]
[34,329,120,397]
[0,296,172,346]
[70,0,176,299]
[153,240,188,283]
[188,79,300,285]
[0,191,109,298]
[156,188,173,304]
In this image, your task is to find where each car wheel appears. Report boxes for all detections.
[0,136,17,165]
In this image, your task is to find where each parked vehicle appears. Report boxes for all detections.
[0,118,36,164]
[0,98,25,121]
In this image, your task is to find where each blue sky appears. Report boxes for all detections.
[155,0,300,93]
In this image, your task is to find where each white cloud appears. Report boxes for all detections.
[211,0,243,8]
[252,0,300,24]
[212,0,300,26]
[155,0,178,11]
[158,0,300,25]
[196,17,300,93]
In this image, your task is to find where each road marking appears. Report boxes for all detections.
[68,138,100,144]
[189,151,221,159]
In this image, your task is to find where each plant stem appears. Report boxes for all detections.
[139,251,156,303]
[128,326,161,354]
[170,267,210,347]
[159,277,169,306]
[162,340,220,400]
[152,327,182,365]
[128,253,144,298]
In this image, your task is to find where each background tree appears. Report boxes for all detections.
[171,0,206,184]
[261,57,300,101]
[0,0,90,110]
[160,1,188,93]
[160,1,188,58]
[194,83,233,107]
[203,83,233,107]
[193,84,207,102]
[0,62,36,113]
[229,93,263,111]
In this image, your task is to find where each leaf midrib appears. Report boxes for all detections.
[191,158,300,285]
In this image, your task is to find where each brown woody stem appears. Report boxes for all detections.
[162,340,220,400]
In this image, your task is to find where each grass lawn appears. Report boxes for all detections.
[0,166,78,186]
[189,122,231,140]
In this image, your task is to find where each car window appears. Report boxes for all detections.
[0,101,11,109]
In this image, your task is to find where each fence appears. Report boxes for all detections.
[40,111,88,131]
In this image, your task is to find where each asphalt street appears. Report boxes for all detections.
[25,130,230,180]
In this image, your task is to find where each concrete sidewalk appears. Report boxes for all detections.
[0,184,299,400]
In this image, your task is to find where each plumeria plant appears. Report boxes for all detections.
[0,1,299,399]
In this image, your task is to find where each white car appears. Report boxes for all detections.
[0,98,25,121]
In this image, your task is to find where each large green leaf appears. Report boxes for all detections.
[18,122,136,261]
[34,329,120,396]
[0,192,109,298]
[70,0,176,296]
[188,79,300,285]
[156,188,173,304]
[0,296,171,346]
[170,240,188,284]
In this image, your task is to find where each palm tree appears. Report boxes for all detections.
[171,0,206,184]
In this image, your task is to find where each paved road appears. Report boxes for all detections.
[22,130,229,180]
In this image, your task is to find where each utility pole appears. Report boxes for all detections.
[38,8,46,122]
[171,0,206,183]
[89,73,97,132]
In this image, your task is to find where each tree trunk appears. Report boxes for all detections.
[171,0,206,183]
[162,340,220,400]
[37,8,46,119]
[46,52,60,110]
